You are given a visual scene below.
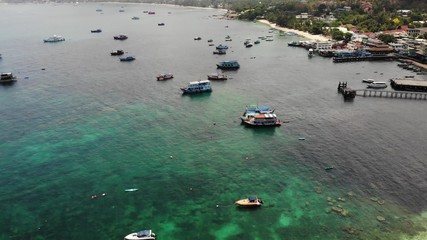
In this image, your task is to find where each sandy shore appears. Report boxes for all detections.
[258,19,330,42]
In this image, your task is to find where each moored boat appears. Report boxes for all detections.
[0,72,17,83]
[207,73,227,80]
[124,229,156,240]
[157,73,173,81]
[240,105,274,122]
[216,44,228,50]
[243,113,281,127]
[111,50,124,56]
[216,60,240,69]
[362,78,374,83]
[367,81,387,89]
[158,23,165,26]
[43,35,65,42]
[119,56,135,62]
[131,16,140,20]
[194,37,202,40]
[114,34,128,40]
[308,48,314,57]
[235,196,263,207]
[181,80,212,94]
[287,41,300,47]
[91,29,102,33]
[213,49,226,55]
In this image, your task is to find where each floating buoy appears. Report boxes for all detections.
[170,155,173,159]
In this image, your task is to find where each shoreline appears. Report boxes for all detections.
[257,19,330,42]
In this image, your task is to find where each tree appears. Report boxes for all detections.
[331,28,344,40]
[378,34,396,43]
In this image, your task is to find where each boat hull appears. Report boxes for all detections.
[243,121,282,127]
[181,88,212,94]
[235,198,263,207]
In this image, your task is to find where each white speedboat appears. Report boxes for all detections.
[124,230,156,240]
[235,196,263,207]
[367,81,387,89]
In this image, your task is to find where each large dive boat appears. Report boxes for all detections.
[124,229,156,240]
[0,72,17,83]
[243,113,281,127]
[216,60,240,69]
[240,105,274,122]
[181,80,212,94]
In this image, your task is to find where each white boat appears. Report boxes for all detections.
[124,230,156,240]
[0,72,17,83]
[362,78,374,83]
[181,80,212,94]
[308,48,314,57]
[367,81,387,89]
[43,35,65,42]
[235,196,263,207]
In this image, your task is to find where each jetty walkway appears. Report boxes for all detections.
[354,89,427,100]
[337,82,427,100]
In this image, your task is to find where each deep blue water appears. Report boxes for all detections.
[1,3,427,240]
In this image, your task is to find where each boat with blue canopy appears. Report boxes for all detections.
[240,105,274,122]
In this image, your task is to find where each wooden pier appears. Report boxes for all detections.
[337,82,427,101]
[355,89,427,100]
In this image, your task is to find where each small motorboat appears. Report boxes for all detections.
[124,230,156,240]
[158,23,165,26]
[194,37,202,40]
[91,29,102,33]
[132,16,140,20]
[207,73,227,80]
[157,73,174,81]
[235,196,263,207]
[367,81,387,89]
[110,50,124,56]
[362,78,374,83]
[119,56,135,62]
[114,34,128,40]
[213,49,226,55]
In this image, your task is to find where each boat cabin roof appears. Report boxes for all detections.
[248,196,257,202]
[189,80,210,85]
[136,230,152,237]
[254,114,276,118]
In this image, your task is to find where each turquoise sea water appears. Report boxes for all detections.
[1,3,427,239]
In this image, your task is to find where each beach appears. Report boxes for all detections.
[258,19,330,42]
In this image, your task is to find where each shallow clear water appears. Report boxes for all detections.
[1,3,427,240]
